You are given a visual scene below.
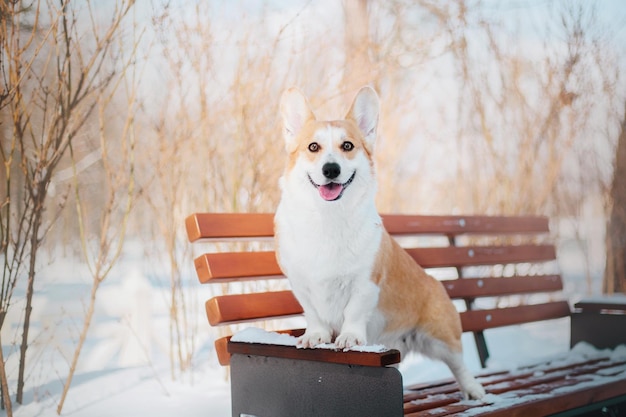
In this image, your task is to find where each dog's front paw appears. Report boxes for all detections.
[335,332,366,349]
[297,330,331,348]
[462,380,486,401]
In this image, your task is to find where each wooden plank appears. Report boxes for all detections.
[227,340,402,367]
[214,329,305,366]
[488,380,626,417]
[406,381,626,417]
[464,378,626,417]
[194,251,282,283]
[207,292,570,331]
[185,213,274,242]
[194,245,556,283]
[406,245,556,268]
[382,214,550,236]
[185,213,550,242]
[442,275,563,299]
[214,336,231,366]
[404,357,626,417]
[206,290,303,326]
[459,301,571,332]
[403,392,461,414]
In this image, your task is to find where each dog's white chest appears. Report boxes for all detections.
[275,202,383,330]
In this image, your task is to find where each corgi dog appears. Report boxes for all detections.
[274,86,486,400]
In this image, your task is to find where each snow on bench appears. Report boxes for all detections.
[231,327,390,353]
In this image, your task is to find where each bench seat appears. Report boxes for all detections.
[404,345,626,416]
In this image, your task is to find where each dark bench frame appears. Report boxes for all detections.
[186,213,626,417]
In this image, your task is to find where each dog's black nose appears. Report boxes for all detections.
[322,162,341,179]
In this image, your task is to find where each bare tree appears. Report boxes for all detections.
[145,2,307,376]
[342,0,375,92]
[0,2,54,412]
[604,101,626,294]
[56,37,139,412]
[1,0,136,410]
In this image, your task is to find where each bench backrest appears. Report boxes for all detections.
[186,213,570,366]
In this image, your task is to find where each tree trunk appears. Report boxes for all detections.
[0,331,12,416]
[604,101,626,294]
[16,194,43,404]
[342,0,373,92]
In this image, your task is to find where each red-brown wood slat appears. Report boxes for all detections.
[460,301,571,332]
[194,251,282,283]
[483,379,626,417]
[214,336,231,366]
[406,378,626,417]
[404,357,626,417]
[216,330,405,367]
[206,290,303,326]
[206,291,570,331]
[185,213,274,242]
[194,245,556,283]
[405,245,556,269]
[382,214,550,236]
[185,213,551,242]
[214,329,306,366]
[403,392,462,414]
[227,340,402,367]
[442,275,563,299]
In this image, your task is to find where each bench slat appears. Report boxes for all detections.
[442,275,563,298]
[403,356,626,416]
[211,301,571,366]
[405,245,556,268]
[185,213,274,242]
[460,301,571,332]
[194,245,556,283]
[194,251,281,283]
[206,290,302,326]
[206,290,570,331]
[382,215,550,236]
[185,213,550,242]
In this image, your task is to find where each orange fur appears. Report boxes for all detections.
[373,232,463,352]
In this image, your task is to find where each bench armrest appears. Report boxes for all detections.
[228,341,401,367]
[571,294,626,349]
[573,294,626,313]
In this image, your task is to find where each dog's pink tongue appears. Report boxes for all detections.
[319,183,343,201]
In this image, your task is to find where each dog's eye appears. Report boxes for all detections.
[308,142,320,152]
[341,141,354,152]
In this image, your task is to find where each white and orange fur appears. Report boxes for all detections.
[274,86,486,400]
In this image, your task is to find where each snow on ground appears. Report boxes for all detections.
[9,320,572,417]
[0,249,600,417]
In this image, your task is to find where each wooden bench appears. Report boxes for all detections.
[186,213,626,417]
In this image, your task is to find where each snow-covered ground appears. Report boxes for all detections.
[10,318,572,417]
[0,247,608,417]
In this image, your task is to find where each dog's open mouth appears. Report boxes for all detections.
[308,171,356,201]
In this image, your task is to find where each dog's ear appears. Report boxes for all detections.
[346,86,379,150]
[280,88,315,152]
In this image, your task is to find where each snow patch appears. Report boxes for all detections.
[575,294,626,305]
[316,342,389,353]
[231,328,389,352]
[230,328,298,346]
